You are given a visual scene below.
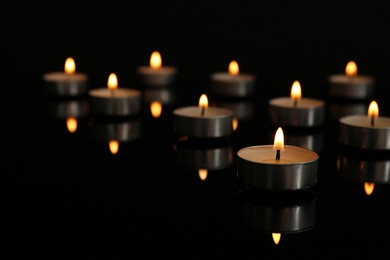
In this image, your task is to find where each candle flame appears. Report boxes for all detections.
[66,117,78,133]
[290,80,302,101]
[150,101,163,118]
[198,169,208,181]
[107,73,118,90]
[228,60,239,75]
[199,94,209,109]
[232,117,239,131]
[368,100,379,118]
[272,233,281,245]
[364,182,375,196]
[345,61,358,77]
[64,57,76,74]
[273,127,284,151]
[150,51,162,69]
[109,140,119,155]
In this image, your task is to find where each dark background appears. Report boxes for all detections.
[3,1,390,259]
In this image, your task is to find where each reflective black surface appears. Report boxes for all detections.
[3,2,390,259]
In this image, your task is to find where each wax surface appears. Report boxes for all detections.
[174,106,234,118]
[328,74,374,84]
[237,145,318,164]
[269,97,324,109]
[211,72,255,82]
[43,72,88,81]
[89,88,141,98]
[340,115,390,128]
[136,66,177,75]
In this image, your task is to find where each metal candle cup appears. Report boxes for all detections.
[338,115,390,150]
[237,145,319,191]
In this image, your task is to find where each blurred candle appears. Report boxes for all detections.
[237,127,319,191]
[43,57,89,97]
[136,50,178,87]
[268,80,325,127]
[210,60,256,97]
[173,93,235,138]
[328,60,375,100]
[89,73,141,116]
[339,100,390,150]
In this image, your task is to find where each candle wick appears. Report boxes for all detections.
[293,98,298,108]
[371,116,375,127]
[201,107,205,116]
[110,89,115,98]
[275,149,280,161]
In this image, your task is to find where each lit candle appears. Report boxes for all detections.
[143,87,176,118]
[339,100,390,150]
[237,127,319,191]
[43,57,89,97]
[210,60,256,97]
[173,93,235,138]
[268,80,325,127]
[89,72,141,116]
[136,50,178,87]
[328,60,375,100]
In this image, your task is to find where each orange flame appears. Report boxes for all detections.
[228,60,239,75]
[290,80,302,102]
[364,182,375,196]
[368,100,379,118]
[232,117,239,131]
[107,73,118,90]
[273,127,284,151]
[345,61,358,77]
[272,233,281,245]
[199,94,209,109]
[150,51,162,69]
[64,57,76,74]
[109,140,119,155]
[66,117,77,133]
[198,169,208,181]
[150,101,162,118]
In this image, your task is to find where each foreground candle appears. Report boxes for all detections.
[210,60,256,97]
[328,60,375,100]
[268,80,325,127]
[173,94,234,138]
[136,50,178,87]
[89,73,141,116]
[43,57,89,97]
[237,127,319,191]
[339,100,390,150]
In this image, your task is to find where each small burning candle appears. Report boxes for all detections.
[89,72,141,116]
[268,80,325,127]
[210,60,256,97]
[43,57,89,97]
[237,127,319,191]
[136,50,178,87]
[173,93,235,138]
[328,60,375,100]
[339,100,390,150]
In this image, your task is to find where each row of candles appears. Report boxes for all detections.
[42,53,388,245]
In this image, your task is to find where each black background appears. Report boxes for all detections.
[3,1,390,259]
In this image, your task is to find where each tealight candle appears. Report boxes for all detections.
[43,57,89,97]
[173,93,235,138]
[237,127,319,191]
[89,73,142,117]
[210,60,256,97]
[268,80,325,127]
[136,50,178,87]
[339,100,390,150]
[328,60,375,100]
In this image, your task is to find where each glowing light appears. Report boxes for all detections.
[273,127,284,151]
[66,117,78,133]
[228,60,239,75]
[345,61,358,77]
[368,100,379,118]
[109,140,119,155]
[150,101,163,118]
[64,57,76,74]
[150,51,162,69]
[199,94,209,109]
[232,117,239,131]
[290,80,302,101]
[107,73,118,90]
[272,233,281,245]
[198,169,208,181]
[364,182,375,196]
